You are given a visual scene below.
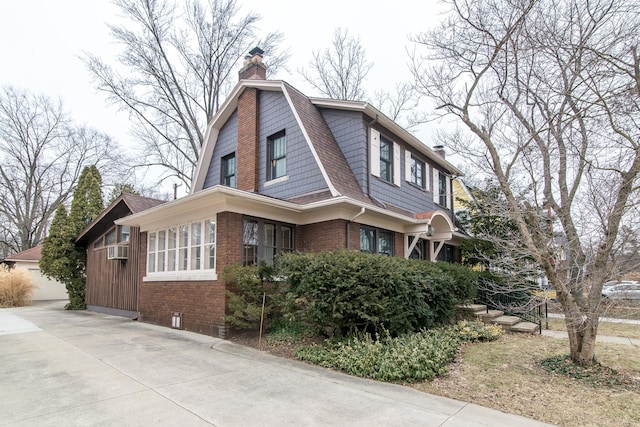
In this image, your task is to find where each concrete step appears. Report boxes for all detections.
[459,303,487,313]
[479,310,504,323]
[492,315,522,331]
[510,321,540,334]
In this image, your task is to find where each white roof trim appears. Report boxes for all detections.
[191,80,288,192]
[281,85,340,197]
[117,186,462,236]
[310,97,464,177]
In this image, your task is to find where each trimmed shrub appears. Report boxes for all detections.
[277,250,477,337]
[0,268,35,307]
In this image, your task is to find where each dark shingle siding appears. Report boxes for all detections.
[205,110,238,188]
[319,108,368,194]
[258,91,327,199]
[284,84,369,204]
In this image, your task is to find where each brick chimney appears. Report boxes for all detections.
[433,145,446,159]
[237,87,260,192]
[238,46,266,80]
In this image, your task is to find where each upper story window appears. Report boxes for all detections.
[221,153,236,188]
[360,226,393,256]
[242,217,294,266]
[268,131,286,180]
[432,168,451,209]
[438,172,448,207]
[370,128,401,187]
[379,136,393,182]
[147,218,216,275]
[410,156,425,188]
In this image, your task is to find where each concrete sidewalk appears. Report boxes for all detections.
[543,313,640,346]
[0,301,551,427]
[542,329,640,346]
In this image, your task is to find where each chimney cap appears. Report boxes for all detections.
[249,46,264,56]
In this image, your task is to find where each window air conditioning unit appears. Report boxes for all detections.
[107,245,129,260]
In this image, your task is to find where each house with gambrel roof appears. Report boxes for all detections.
[84,48,465,336]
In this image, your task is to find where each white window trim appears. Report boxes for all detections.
[406,151,427,190]
[433,168,439,204]
[143,271,217,282]
[405,150,412,182]
[145,217,216,281]
[392,142,401,187]
[370,128,380,177]
[264,175,289,187]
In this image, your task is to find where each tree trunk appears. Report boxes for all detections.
[559,291,598,365]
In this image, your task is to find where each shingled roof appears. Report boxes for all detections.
[283,83,371,205]
[2,245,42,262]
[75,193,165,246]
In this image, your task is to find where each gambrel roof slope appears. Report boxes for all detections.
[192,79,463,214]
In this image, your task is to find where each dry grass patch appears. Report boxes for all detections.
[412,334,640,427]
[0,268,35,307]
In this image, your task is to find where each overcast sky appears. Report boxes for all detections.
[0,0,446,193]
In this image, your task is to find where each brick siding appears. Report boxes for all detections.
[237,88,259,192]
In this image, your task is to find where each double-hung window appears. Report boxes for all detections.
[242,217,294,266]
[268,131,286,180]
[370,128,400,186]
[360,226,393,256]
[438,172,447,207]
[221,153,236,187]
[379,136,393,183]
[410,156,425,188]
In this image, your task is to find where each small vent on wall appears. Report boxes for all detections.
[171,312,183,330]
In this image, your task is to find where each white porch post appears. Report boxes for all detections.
[430,240,446,262]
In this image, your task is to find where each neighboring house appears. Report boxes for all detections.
[76,193,165,317]
[452,177,478,235]
[1,246,67,300]
[79,49,466,337]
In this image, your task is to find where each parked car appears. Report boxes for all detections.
[601,283,640,300]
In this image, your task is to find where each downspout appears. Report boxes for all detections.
[366,115,379,197]
[346,207,366,249]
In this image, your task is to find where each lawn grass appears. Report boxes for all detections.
[545,318,640,340]
[412,334,640,427]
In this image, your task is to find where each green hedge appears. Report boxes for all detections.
[277,250,477,337]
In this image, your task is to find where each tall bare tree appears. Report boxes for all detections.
[84,0,288,189]
[412,0,640,364]
[300,27,423,130]
[300,28,373,101]
[0,86,122,254]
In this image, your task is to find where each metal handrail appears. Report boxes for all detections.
[476,277,547,333]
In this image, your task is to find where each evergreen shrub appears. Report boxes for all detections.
[277,250,477,337]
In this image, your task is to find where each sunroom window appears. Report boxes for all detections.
[147,218,216,276]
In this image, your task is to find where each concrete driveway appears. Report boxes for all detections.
[0,301,551,426]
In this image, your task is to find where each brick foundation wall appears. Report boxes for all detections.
[136,212,245,338]
[138,282,226,336]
